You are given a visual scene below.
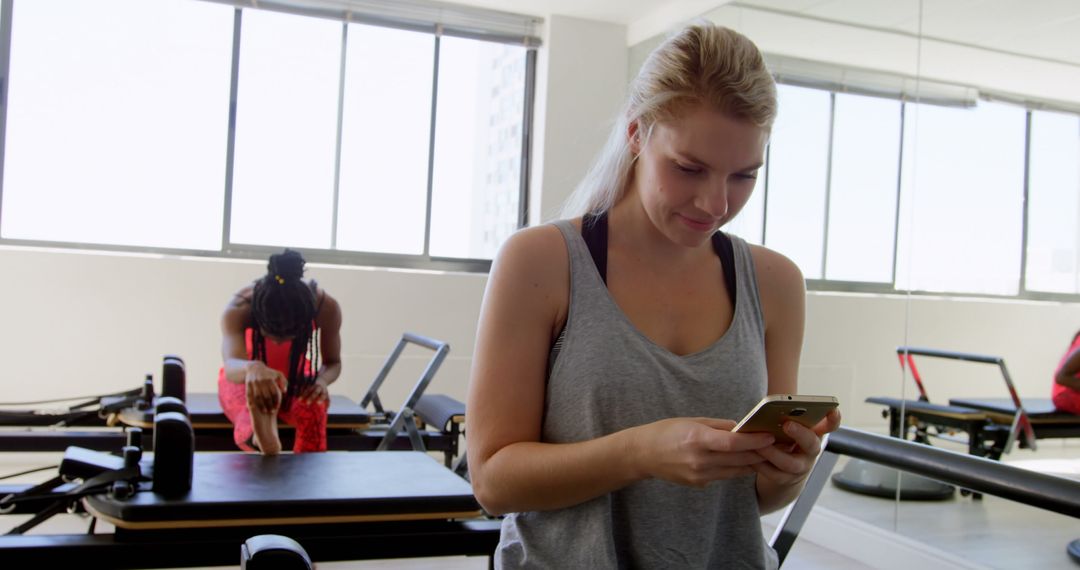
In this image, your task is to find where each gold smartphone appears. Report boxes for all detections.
[732,394,839,443]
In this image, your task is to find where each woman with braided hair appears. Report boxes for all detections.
[218,249,342,455]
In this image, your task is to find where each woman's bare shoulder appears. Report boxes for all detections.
[492,223,572,285]
[746,244,802,283]
[746,243,805,322]
[227,285,255,309]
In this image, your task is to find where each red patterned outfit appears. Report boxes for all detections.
[1052,334,1080,415]
[218,328,328,453]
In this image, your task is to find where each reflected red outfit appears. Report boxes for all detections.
[217,328,328,453]
[1051,334,1080,415]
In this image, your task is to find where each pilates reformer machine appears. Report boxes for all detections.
[0,397,499,568]
[833,346,1080,500]
[0,333,468,468]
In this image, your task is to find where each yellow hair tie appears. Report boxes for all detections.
[274,275,285,285]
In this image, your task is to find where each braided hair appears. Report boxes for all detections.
[250,249,321,410]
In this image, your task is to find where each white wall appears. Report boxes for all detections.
[1,10,1078,432]
[5,240,1077,428]
[529,15,629,224]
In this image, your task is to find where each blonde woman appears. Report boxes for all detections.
[467,23,840,568]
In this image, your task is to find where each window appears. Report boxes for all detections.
[1026,110,1080,294]
[763,84,831,279]
[825,93,902,283]
[229,9,341,249]
[0,0,233,249]
[895,101,1026,295]
[336,24,434,255]
[429,37,526,259]
[0,0,537,269]
[732,79,1075,301]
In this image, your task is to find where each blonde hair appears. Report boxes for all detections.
[560,23,777,218]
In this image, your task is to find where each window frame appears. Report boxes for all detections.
[0,0,540,273]
[754,83,1080,303]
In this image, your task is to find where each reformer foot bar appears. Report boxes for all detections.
[770,426,1080,567]
[0,333,468,466]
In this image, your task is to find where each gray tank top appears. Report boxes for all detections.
[496,219,778,569]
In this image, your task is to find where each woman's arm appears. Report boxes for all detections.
[301,292,343,404]
[220,292,287,413]
[221,294,256,384]
[1055,347,1080,391]
[749,246,841,514]
[466,226,775,516]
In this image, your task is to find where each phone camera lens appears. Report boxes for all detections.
[789,408,807,417]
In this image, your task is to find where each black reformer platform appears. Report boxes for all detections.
[0,333,468,467]
[0,399,497,568]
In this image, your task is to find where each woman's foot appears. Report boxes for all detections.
[248,403,282,456]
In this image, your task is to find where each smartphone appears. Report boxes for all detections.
[732,394,839,443]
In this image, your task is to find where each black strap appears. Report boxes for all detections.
[310,279,325,313]
[581,212,609,284]
[711,231,737,305]
[2,467,146,535]
[580,211,736,305]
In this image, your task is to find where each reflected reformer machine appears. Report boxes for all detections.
[833,346,1080,499]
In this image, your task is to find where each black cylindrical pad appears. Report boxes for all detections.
[162,356,187,402]
[152,411,193,496]
[154,396,188,418]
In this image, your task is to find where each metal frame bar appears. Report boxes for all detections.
[517,48,536,229]
[770,427,1080,564]
[373,333,450,452]
[221,8,242,249]
[422,29,441,257]
[329,20,348,250]
[894,346,1037,451]
[819,91,836,279]
[769,446,839,566]
[197,0,543,47]
[1017,110,1032,295]
[0,0,12,235]
[890,101,906,286]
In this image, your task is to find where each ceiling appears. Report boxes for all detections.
[449,0,1080,66]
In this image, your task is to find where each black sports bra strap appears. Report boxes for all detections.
[711,232,737,306]
[309,279,325,313]
[581,212,609,285]
[580,211,736,305]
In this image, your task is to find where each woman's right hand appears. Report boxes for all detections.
[633,417,776,487]
[244,361,287,414]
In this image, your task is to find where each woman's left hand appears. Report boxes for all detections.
[751,408,841,486]
[299,379,330,405]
